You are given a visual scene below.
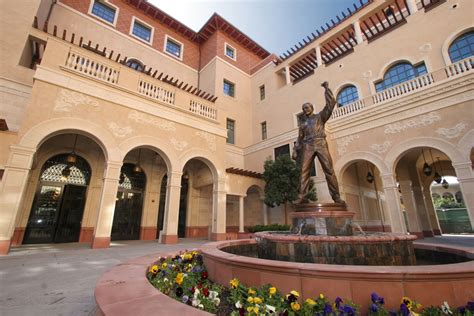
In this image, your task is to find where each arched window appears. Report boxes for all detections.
[448,31,474,63]
[375,62,427,92]
[336,85,359,106]
[125,58,144,72]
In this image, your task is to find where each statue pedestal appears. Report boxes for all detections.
[291,203,355,236]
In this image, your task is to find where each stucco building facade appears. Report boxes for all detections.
[0,0,472,254]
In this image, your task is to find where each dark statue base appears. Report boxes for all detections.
[291,203,354,236]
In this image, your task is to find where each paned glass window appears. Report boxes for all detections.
[224,80,235,97]
[260,85,265,100]
[226,119,235,144]
[448,31,474,63]
[336,85,359,106]
[91,1,116,24]
[375,62,427,92]
[126,59,144,72]
[132,21,152,42]
[166,38,182,58]
[261,121,267,140]
[225,44,235,59]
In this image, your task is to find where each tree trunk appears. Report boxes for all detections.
[284,201,288,225]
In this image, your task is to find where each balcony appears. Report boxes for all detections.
[331,56,473,120]
[38,35,218,122]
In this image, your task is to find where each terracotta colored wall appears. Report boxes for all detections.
[59,0,200,69]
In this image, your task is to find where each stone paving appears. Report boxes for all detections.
[0,239,207,316]
[0,236,472,316]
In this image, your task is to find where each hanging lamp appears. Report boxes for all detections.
[133,149,143,173]
[421,149,432,176]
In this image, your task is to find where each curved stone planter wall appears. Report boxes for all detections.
[201,239,474,313]
[94,252,211,316]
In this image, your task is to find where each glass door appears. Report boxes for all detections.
[54,185,87,243]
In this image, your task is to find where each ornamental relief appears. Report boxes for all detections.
[196,131,217,152]
[371,141,391,154]
[436,123,467,139]
[336,134,359,156]
[170,138,188,151]
[128,110,177,131]
[108,122,132,138]
[384,112,440,134]
[54,89,99,112]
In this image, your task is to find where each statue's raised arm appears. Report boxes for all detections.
[319,81,337,124]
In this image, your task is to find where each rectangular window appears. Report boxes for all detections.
[132,19,152,43]
[259,85,265,100]
[274,144,290,159]
[261,121,267,140]
[226,119,235,144]
[225,43,236,60]
[165,36,183,59]
[223,79,235,97]
[91,1,116,24]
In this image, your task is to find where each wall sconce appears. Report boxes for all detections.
[66,134,78,164]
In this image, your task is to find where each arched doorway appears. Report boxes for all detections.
[111,163,146,240]
[23,153,91,244]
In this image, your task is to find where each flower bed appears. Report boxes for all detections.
[146,250,474,315]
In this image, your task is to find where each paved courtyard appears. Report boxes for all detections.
[0,236,472,316]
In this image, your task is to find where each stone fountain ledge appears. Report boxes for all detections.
[94,240,474,315]
[201,239,474,313]
[254,231,418,243]
[94,251,211,316]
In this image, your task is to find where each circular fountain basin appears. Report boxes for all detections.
[255,231,417,265]
[201,239,474,312]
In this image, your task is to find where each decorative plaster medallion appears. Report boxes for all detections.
[196,131,217,152]
[419,43,432,53]
[336,134,359,156]
[128,110,176,131]
[384,112,440,134]
[108,122,132,138]
[170,138,188,151]
[362,71,372,79]
[371,141,391,154]
[436,122,467,139]
[54,89,99,112]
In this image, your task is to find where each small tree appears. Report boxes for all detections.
[263,155,299,224]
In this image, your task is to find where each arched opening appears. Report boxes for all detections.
[21,133,103,244]
[375,61,427,92]
[448,30,474,63]
[111,162,146,241]
[336,84,359,106]
[244,185,265,229]
[341,160,387,232]
[180,159,215,239]
[125,58,145,72]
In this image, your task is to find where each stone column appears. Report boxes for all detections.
[453,161,474,230]
[316,46,323,67]
[161,171,182,244]
[238,195,245,233]
[0,146,35,254]
[284,66,291,85]
[412,184,434,236]
[422,183,442,235]
[405,0,418,14]
[211,177,227,241]
[398,180,423,237]
[262,200,268,225]
[381,173,407,233]
[91,161,122,249]
[353,21,364,45]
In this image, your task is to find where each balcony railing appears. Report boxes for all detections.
[57,43,218,122]
[331,56,472,119]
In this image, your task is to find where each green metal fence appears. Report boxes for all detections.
[436,208,473,234]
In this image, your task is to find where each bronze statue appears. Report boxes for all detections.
[292,81,345,204]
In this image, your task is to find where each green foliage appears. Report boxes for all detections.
[433,196,465,209]
[263,155,300,207]
[305,179,317,202]
[247,223,290,233]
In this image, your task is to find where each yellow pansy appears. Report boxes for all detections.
[175,272,184,285]
[291,302,301,311]
[306,298,316,305]
[290,290,300,297]
[230,278,239,289]
[149,265,158,273]
[248,288,256,295]
[247,297,254,303]
[319,293,325,299]
[161,262,167,269]
[254,297,262,304]
[269,287,277,296]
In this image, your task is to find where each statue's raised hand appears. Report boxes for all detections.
[321,81,329,88]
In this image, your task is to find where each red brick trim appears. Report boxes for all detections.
[92,237,111,249]
[140,226,158,240]
[161,234,178,244]
[79,227,94,243]
[11,227,26,246]
[0,239,12,255]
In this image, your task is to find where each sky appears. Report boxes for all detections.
[148,0,360,55]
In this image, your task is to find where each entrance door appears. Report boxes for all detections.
[55,185,87,243]
[111,190,143,240]
[23,184,87,244]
